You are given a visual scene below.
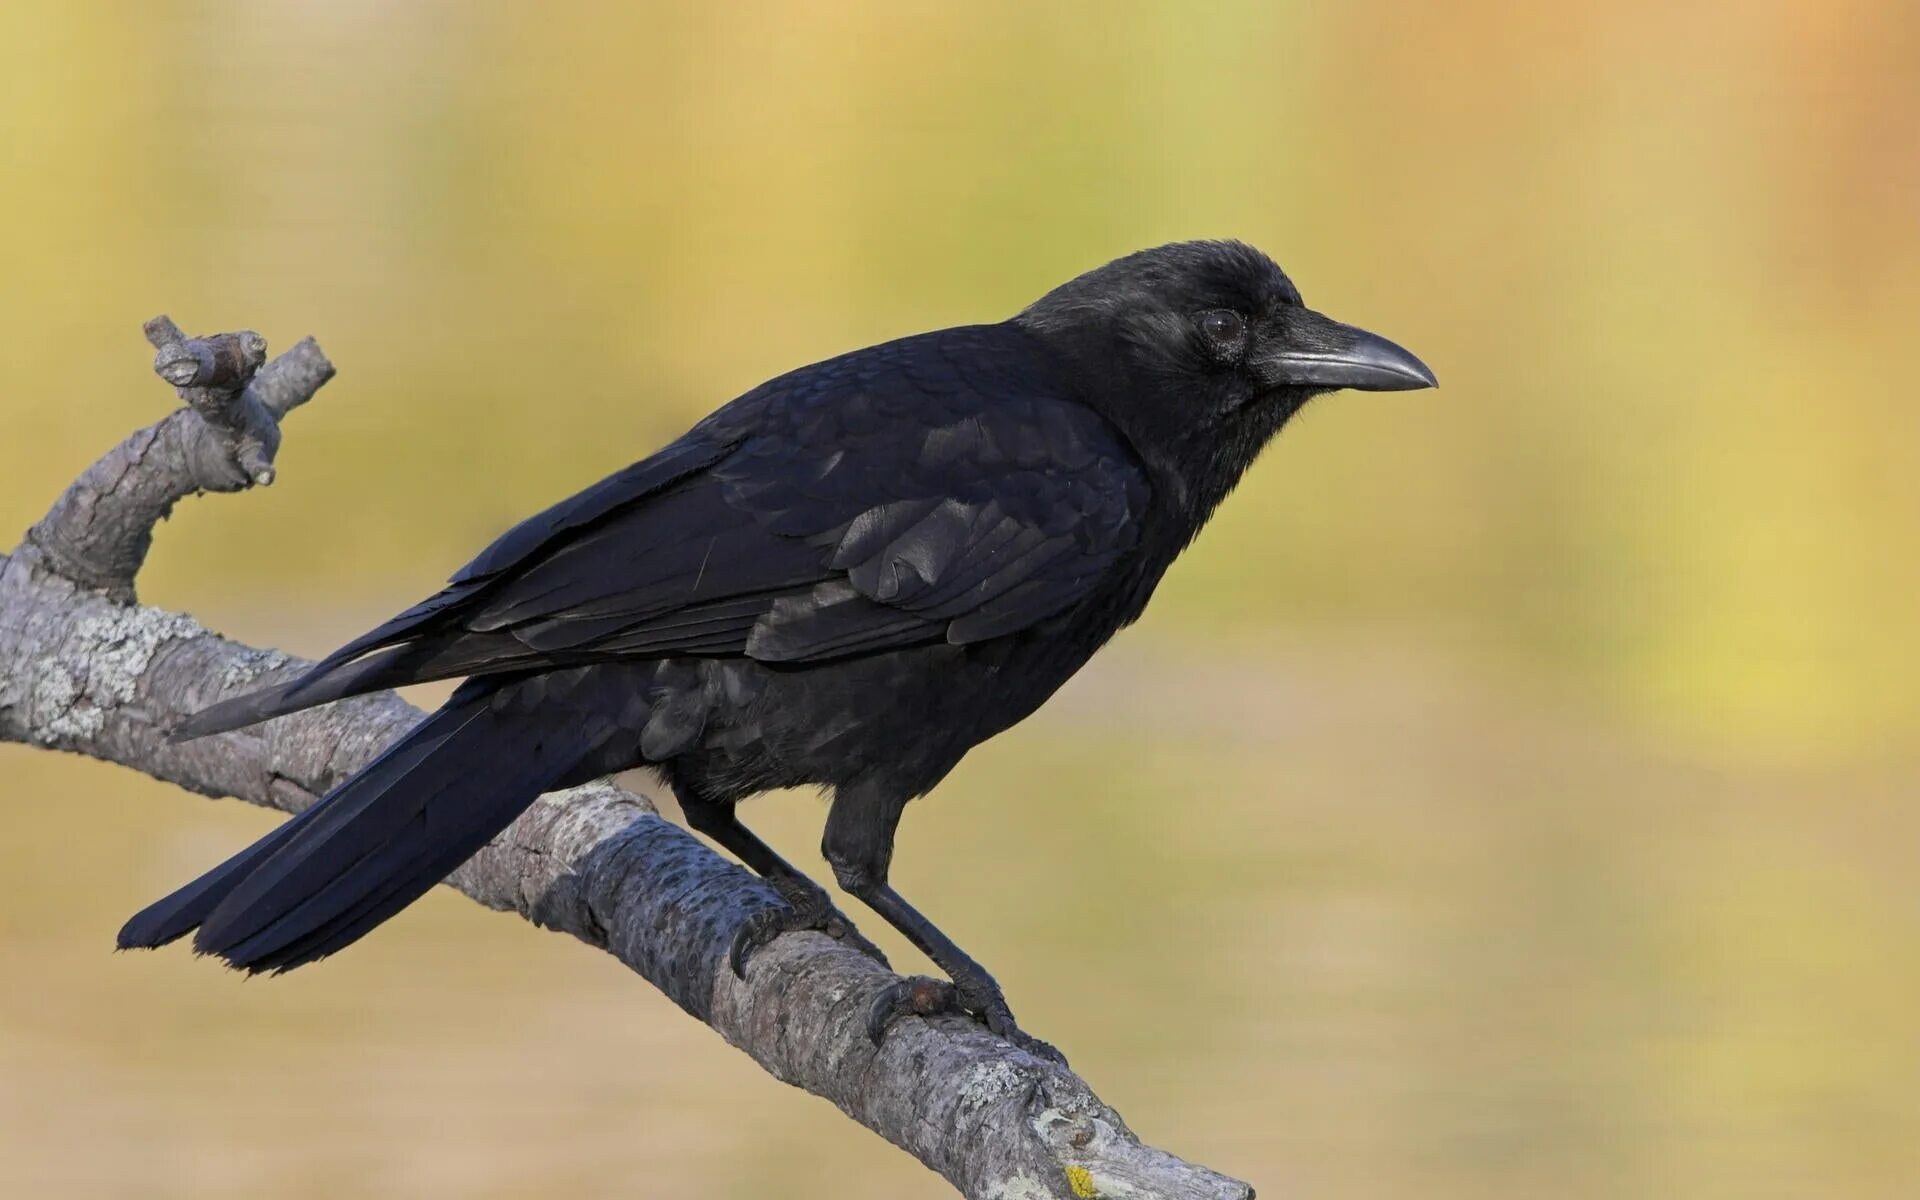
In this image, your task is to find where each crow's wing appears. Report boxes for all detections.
[174,326,1150,738]
[448,325,1151,663]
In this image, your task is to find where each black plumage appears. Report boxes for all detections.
[121,240,1434,1059]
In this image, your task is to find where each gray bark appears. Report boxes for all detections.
[0,318,1255,1200]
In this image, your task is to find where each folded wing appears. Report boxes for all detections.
[174,326,1151,739]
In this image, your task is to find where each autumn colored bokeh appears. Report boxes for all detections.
[3,4,1916,1197]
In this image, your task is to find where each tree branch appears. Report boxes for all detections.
[18,318,334,601]
[0,318,1254,1200]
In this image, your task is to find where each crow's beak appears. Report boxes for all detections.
[1257,308,1437,392]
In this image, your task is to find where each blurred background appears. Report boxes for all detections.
[3,2,1917,1197]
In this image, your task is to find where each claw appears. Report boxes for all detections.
[865,974,1068,1066]
[867,976,960,1045]
[729,893,891,979]
[998,1022,1067,1066]
[728,907,784,978]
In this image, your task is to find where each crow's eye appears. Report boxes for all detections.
[1199,309,1246,349]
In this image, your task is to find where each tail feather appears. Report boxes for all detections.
[116,800,329,950]
[197,713,540,966]
[237,789,537,972]
[188,711,489,955]
[124,671,617,972]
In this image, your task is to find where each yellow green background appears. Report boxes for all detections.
[3,4,1916,1197]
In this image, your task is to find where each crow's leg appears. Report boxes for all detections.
[823,781,1065,1065]
[674,783,889,974]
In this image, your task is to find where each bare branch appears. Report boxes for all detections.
[0,319,1255,1200]
[18,317,335,600]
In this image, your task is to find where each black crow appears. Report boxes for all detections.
[120,241,1434,1061]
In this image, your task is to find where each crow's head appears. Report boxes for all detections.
[1016,240,1434,513]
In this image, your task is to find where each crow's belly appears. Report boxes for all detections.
[646,635,1086,804]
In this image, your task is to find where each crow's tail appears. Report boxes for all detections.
[119,671,620,972]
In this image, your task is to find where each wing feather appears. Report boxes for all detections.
[215,327,1150,723]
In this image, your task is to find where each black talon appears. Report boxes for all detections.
[864,972,1067,1066]
[728,907,785,978]
[676,785,888,978]
[728,883,890,979]
[867,976,960,1045]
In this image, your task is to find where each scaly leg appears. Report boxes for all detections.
[822,781,1065,1065]
[674,783,888,974]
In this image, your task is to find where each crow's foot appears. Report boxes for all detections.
[866,972,1066,1066]
[729,874,889,977]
